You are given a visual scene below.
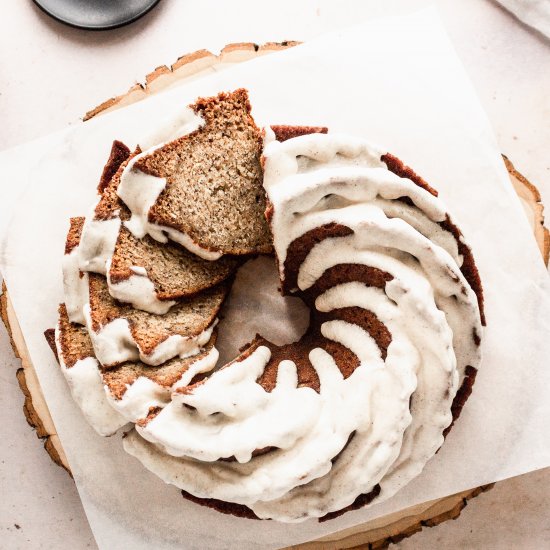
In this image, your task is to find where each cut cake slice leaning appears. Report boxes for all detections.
[116,89,271,259]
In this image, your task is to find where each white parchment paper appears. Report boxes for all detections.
[0,9,549,550]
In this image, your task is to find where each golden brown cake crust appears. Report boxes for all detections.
[64,217,85,255]
[270,125,328,142]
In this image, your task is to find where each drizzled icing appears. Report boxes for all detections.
[124,132,482,522]
[106,346,219,423]
[62,246,89,324]
[105,260,176,315]
[54,324,127,436]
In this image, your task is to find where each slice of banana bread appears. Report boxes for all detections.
[117,89,271,258]
[77,142,240,310]
[86,272,227,367]
[108,226,240,305]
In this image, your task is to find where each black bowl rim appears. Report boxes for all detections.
[32,0,162,31]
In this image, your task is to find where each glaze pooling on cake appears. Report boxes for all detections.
[125,130,483,522]
[55,330,127,437]
[54,305,127,436]
[62,248,89,324]
[78,207,121,276]
[105,259,176,315]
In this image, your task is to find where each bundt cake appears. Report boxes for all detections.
[47,89,484,523]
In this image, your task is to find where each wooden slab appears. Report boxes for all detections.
[2,41,548,550]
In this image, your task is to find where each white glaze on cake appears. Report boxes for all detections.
[106,260,176,315]
[77,203,121,275]
[54,324,127,436]
[62,246,89,324]
[105,346,219,423]
[124,132,482,522]
[64,236,217,366]
[83,303,217,367]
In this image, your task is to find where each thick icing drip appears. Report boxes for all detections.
[62,246,89,324]
[77,204,121,275]
[54,324,127,436]
[106,347,219,423]
[118,155,167,241]
[119,132,482,522]
[75,218,185,313]
[106,259,176,315]
[83,303,217,367]
[268,166,447,273]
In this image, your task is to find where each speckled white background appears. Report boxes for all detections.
[0,0,548,548]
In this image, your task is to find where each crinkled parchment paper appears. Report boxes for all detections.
[0,8,549,550]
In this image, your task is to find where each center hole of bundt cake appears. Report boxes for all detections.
[215,256,310,366]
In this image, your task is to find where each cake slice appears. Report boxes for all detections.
[52,304,219,426]
[116,89,271,259]
[64,217,229,367]
[76,141,240,314]
[86,272,227,368]
[107,225,239,310]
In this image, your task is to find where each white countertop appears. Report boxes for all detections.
[1,0,549,548]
